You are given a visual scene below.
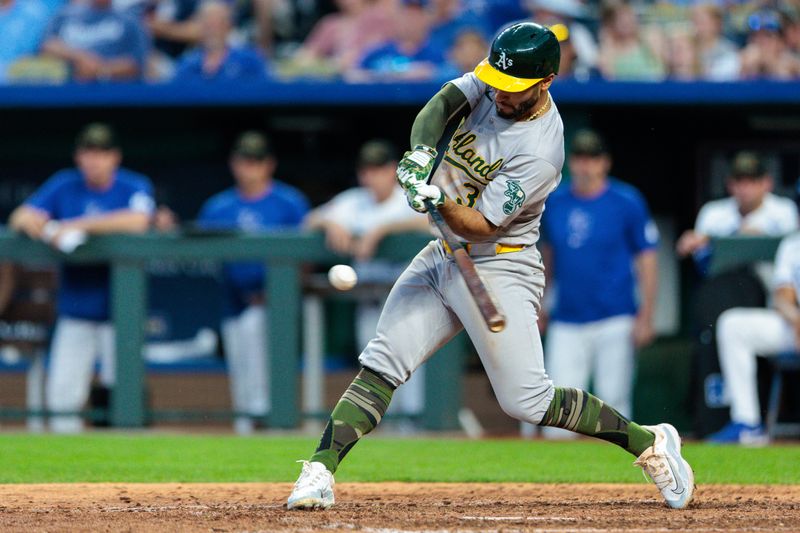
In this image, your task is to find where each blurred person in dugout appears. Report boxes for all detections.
[524,129,659,438]
[8,123,155,433]
[676,151,799,276]
[708,233,800,444]
[676,150,798,437]
[304,140,430,428]
[197,131,310,435]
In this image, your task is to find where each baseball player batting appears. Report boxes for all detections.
[288,22,695,510]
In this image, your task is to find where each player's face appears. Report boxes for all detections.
[727,176,772,213]
[75,148,121,187]
[231,156,275,190]
[494,85,539,120]
[493,75,554,120]
[568,153,611,182]
[358,163,397,203]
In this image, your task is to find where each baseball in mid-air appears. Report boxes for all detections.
[328,264,358,291]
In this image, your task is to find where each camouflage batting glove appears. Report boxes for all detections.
[406,183,445,213]
[396,144,438,190]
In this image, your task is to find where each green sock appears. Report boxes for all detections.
[310,367,394,473]
[539,387,655,457]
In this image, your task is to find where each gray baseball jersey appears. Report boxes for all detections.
[360,73,564,425]
[433,72,564,249]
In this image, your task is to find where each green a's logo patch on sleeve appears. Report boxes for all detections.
[502,180,525,215]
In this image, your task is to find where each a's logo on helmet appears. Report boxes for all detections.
[495,51,513,71]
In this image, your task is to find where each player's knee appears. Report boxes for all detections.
[496,380,554,425]
[717,308,750,340]
[358,349,408,388]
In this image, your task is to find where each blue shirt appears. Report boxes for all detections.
[44,5,149,74]
[0,0,51,81]
[542,179,658,323]
[25,168,155,321]
[197,181,309,316]
[429,14,491,51]
[359,41,445,74]
[173,46,269,82]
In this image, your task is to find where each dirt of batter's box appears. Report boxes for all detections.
[0,483,798,532]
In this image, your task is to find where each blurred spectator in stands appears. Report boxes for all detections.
[143,0,203,75]
[781,7,800,61]
[41,0,150,82]
[464,0,526,35]
[692,3,740,81]
[436,29,488,79]
[305,139,430,430]
[428,0,491,51]
[524,0,598,80]
[0,0,52,83]
[197,131,309,434]
[113,0,150,18]
[665,26,698,80]
[347,0,442,82]
[173,0,269,82]
[288,0,394,78]
[708,233,800,444]
[676,151,799,273]
[740,8,800,79]
[598,0,667,81]
[8,123,155,433]
[250,0,294,57]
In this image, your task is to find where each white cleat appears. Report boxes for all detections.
[287,460,335,510]
[634,423,695,509]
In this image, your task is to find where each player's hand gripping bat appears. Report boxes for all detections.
[423,199,506,332]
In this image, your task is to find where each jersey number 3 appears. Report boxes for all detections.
[455,183,481,208]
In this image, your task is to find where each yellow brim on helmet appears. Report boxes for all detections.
[474,58,542,92]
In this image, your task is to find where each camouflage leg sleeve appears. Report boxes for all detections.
[539,387,655,457]
[310,367,394,473]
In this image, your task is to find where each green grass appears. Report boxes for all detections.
[1,434,798,484]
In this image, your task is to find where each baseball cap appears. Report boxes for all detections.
[730,151,766,179]
[569,129,607,156]
[232,131,272,159]
[75,123,118,151]
[358,140,397,167]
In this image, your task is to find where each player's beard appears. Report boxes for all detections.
[495,87,540,120]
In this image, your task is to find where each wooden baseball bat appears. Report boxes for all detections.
[423,199,506,332]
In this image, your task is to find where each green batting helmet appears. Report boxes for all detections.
[475,22,561,92]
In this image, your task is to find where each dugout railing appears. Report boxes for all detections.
[0,230,467,430]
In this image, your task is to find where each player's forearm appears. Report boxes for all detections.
[9,206,49,237]
[438,199,497,241]
[635,250,658,321]
[409,83,468,149]
[774,286,800,325]
[64,210,151,234]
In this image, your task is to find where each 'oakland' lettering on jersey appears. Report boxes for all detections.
[445,129,504,185]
